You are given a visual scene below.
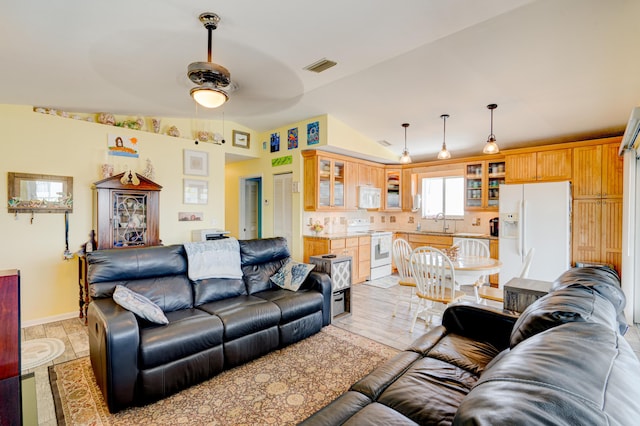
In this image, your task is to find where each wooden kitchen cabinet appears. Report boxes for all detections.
[402,169,417,212]
[464,160,504,211]
[93,173,162,249]
[358,163,384,188]
[572,198,622,273]
[573,143,624,199]
[505,148,571,183]
[357,235,371,283]
[571,141,623,273]
[407,234,453,251]
[303,236,367,283]
[489,239,499,286]
[303,151,347,211]
[384,168,402,210]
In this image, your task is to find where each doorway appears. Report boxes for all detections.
[239,176,261,239]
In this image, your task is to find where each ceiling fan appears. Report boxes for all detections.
[187,12,231,108]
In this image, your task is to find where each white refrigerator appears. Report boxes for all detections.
[498,181,572,286]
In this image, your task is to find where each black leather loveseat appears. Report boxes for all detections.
[86,237,332,413]
[300,267,640,425]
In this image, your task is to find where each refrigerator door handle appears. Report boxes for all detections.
[517,200,524,257]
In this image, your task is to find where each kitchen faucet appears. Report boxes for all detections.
[434,212,449,233]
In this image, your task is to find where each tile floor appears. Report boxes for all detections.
[22,274,640,425]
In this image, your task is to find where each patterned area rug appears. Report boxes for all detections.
[49,326,398,425]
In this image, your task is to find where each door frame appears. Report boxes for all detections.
[239,175,262,239]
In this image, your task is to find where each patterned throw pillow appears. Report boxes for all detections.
[270,259,315,291]
[112,285,169,325]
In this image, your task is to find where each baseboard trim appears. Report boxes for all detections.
[22,311,79,328]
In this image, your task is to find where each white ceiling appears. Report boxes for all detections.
[2,0,639,163]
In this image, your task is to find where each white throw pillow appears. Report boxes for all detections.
[270,258,315,291]
[112,285,168,325]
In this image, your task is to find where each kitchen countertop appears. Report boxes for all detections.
[304,230,497,240]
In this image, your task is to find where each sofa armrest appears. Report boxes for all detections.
[442,302,519,351]
[303,271,333,326]
[87,298,140,413]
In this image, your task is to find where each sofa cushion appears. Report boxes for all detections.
[138,308,224,369]
[192,277,247,306]
[510,268,623,348]
[239,237,290,294]
[197,295,281,340]
[455,321,640,425]
[253,288,323,323]
[87,244,187,283]
[270,259,315,291]
[113,285,168,325]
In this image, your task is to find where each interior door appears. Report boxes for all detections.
[242,178,260,239]
[273,173,293,247]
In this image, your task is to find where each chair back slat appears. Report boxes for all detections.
[393,238,413,281]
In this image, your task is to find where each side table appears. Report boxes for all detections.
[504,277,552,313]
[309,255,352,319]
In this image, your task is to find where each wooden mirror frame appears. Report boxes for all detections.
[7,172,73,213]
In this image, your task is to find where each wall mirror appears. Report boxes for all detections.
[7,172,73,213]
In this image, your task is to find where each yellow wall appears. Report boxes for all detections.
[0,104,253,324]
[327,115,398,161]
[225,115,327,260]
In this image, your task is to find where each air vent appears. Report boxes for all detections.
[303,58,337,73]
[377,140,391,147]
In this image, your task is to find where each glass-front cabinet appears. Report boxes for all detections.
[93,173,162,249]
[318,158,345,208]
[465,159,505,210]
[385,168,401,210]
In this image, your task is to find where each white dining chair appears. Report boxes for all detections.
[392,238,416,317]
[409,246,465,332]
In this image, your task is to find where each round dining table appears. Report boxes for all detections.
[451,255,502,286]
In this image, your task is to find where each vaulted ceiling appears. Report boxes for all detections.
[1,0,639,162]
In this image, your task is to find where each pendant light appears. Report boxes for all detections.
[483,103,500,154]
[437,114,451,160]
[400,123,411,164]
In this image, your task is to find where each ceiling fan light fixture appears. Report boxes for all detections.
[483,103,500,154]
[190,85,229,109]
[400,123,412,164]
[437,114,451,160]
[188,12,230,108]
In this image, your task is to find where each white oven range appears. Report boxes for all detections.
[346,220,392,280]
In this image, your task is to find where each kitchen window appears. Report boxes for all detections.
[420,175,464,218]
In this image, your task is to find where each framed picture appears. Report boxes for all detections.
[184,150,208,176]
[232,130,250,149]
[270,132,280,152]
[183,179,208,204]
[178,211,203,221]
[288,127,298,150]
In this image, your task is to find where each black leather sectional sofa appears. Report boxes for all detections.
[86,237,332,413]
[300,267,640,425]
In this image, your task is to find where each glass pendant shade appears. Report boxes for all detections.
[399,123,411,163]
[191,86,228,108]
[483,104,499,154]
[437,114,451,159]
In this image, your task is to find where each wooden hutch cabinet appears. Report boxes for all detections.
[93,172,162,249]
[464,159,505,210]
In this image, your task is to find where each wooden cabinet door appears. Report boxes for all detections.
[402,169,416,212]
[572,199,601,266]
[357,236,371,283]
[344,161,359,210]
[601,199,623,273]
[489,239,499,286]
[505,152,537,183]
[358,163,373,187]
[536,148,572,181]
[602,143,624,198]
[572,145,602,198]
[303,237,330,263]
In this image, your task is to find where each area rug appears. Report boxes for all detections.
[22,337,66,371]
[49,326,398,425]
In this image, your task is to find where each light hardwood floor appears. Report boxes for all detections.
[21,274,640,425]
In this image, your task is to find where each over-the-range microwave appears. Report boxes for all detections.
[358,186,381,209]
